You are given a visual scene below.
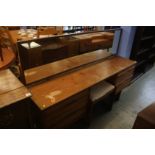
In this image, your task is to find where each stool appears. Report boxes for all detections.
[133,103,155,129]
[90,81,115,117]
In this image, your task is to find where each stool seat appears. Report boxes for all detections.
[90,81,115,103]
[133,103,155,129]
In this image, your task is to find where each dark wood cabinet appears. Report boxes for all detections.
[32,90,90,129]
[0,69,33,128]
[130,26,155,78]
[0,98,32,129]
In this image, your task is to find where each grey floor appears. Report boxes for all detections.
[90,65,155,129]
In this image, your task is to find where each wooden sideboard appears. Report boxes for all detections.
[0,50,136,128]
[0,69,32,128]
[28,53,136,128]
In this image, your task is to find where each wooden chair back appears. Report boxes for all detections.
[0,26,16,53]
[0,27,16,70]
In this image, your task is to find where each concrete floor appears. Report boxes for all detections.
[90,65,155,129]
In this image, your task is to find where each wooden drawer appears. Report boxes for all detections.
[39,90,89,128]
[116,65,135,77]
[42,45,68,64]
[108,65,135,86]
[53,108,87,129]
[91,39,113,51]
[114,73,134,86]
[115,78,132,94]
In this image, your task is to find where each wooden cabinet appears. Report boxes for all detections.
[74,32,114,54]
[0,98,32,129]
[29,55,136,128]
[18,43,42,70]
[0,69,32,128]
[131,26,155,78]
[42,44,68,64]
[32,90,90,129]
[59,37,79,57]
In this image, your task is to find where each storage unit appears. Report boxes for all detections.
[0,69,32,128]
[31,90,90,129]
[130,26,155,78]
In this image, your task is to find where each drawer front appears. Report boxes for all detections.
[115,72,134,86]
[53,108,87,129]
[117,65,135,77]
[91,40,112,51]
[115,78,132,94]
[40,90,89,128]
[108,65,135,86]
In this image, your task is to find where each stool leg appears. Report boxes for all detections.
[105,92,115,111]
[114,92,121,101]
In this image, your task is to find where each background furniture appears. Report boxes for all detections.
[0,27,16,70]
[42,44,68,64]
[130,26,155,79]
[37,27,58,38]
[0,69,32,128]
[0,47,15,70]
[0,27,17,53]
[133,103,155,129]
[7,26,20,30]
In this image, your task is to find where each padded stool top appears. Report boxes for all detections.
[90,81,115,102]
